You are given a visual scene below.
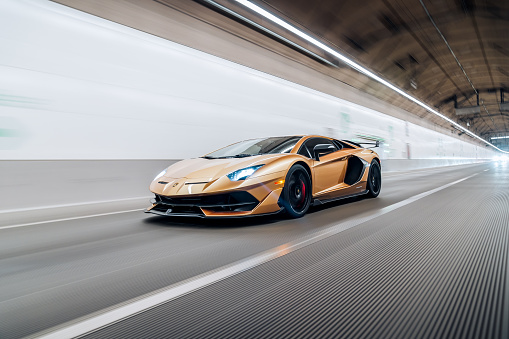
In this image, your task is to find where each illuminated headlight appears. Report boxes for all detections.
[227,165,264,181]
[154,169,167,181]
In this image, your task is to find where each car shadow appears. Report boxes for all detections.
[142,213,285,229]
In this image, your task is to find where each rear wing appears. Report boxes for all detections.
[343,140,380,148]
[358,140,380,148]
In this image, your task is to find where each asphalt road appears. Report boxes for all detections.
[1,162,507,338]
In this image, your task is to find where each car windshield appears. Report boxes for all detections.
[202,136,302,159]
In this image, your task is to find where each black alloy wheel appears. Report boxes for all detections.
[366,160,381,198]
[281,164,311,218]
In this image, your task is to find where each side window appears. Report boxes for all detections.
[297,144,312,158]
[333,140,351,149]
[298,138,338,158]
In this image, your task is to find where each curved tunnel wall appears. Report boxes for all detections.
[0,0,494,213]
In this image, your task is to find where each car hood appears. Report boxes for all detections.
[160,154,285,182]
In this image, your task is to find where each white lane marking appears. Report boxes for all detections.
[0,196,151,214]
[382,162,487,178]
[35,172,480,339]
[0,209,145,230]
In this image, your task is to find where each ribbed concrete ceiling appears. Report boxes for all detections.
[222,0,509,141]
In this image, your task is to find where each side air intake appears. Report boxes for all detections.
[344,156,365,185]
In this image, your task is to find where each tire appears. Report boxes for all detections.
[366,160,381,198]
[280,164,312,218]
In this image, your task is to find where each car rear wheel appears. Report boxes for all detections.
[280,164,311,218]
[366,160,381,198]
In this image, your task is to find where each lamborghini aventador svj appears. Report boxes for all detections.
[146,135,381,218]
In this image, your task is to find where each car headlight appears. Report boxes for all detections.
[227,165,264,181]
[154,169,167,180]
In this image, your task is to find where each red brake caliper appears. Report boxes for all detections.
[299,179,306,206]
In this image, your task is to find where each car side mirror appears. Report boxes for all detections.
[313,144,335,161]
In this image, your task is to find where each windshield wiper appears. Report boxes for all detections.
[232,153,257,158]
[202,154,258,159]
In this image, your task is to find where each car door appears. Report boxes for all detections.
[297,138,348,197]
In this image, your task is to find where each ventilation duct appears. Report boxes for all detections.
[455,106,481,115]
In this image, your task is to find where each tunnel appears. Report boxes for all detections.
[1,0,508,338]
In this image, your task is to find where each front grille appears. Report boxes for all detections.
[155,192,259,213]
[150,203,204,216]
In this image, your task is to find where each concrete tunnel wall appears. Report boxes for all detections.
[0,0,495,215]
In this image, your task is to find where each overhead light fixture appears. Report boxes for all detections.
[491,136,509,140]
[232,0,508,154]
[410,78,417,90]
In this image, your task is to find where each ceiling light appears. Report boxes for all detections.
[410,78,417,90]
[233,0,508,154]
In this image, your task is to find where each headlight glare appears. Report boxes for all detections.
[154,169,167,180]
[227,165,264,181]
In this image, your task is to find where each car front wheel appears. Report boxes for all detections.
[280,164,312,218]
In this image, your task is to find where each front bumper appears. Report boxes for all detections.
[145,187,284,218]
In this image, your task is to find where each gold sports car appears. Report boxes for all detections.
[146,135,381,218]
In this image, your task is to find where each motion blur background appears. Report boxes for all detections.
[2,0,506,221]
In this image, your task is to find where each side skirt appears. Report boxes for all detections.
[312,190,369,206]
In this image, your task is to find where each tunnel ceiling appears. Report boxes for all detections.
[207,0,509,140]
[51,0,509,147]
